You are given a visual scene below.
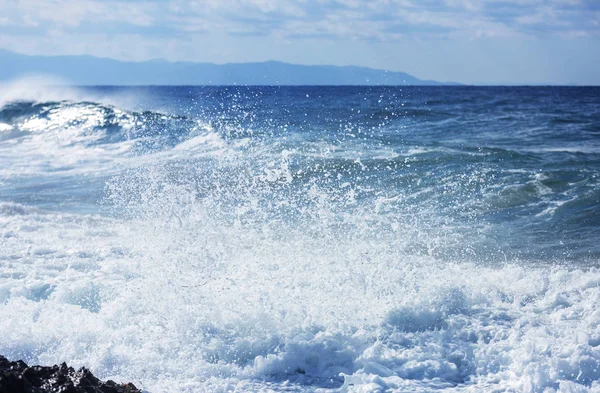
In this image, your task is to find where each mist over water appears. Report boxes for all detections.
[1,82,600,392]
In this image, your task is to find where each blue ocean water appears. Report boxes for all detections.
[1,81,600,392]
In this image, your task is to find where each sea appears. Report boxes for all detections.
[1,80,600,393]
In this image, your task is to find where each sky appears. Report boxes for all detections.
[0,0,599,85]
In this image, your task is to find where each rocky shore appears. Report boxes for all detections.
[0,356,141,393]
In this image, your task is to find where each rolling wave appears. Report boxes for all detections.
[0,99,214,148]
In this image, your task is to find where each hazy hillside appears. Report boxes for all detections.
[0,50,456,86]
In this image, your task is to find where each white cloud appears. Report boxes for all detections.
[1,0,596,39]
[6,0,155,28]
[0,0,597,61]
[0,17,13,26]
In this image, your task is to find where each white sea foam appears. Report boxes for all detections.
[1,189,599,392]
[0,99,229,181]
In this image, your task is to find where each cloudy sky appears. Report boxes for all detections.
[1,0,599,84]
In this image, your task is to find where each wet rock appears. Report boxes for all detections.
[0,355,141,393]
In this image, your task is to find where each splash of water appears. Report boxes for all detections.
[1,86,600,392]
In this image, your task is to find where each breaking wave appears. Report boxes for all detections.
[1,84,600,392]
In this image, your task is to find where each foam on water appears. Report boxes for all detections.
[1,85,600,392]
[1,197,600,393]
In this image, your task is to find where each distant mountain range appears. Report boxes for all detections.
[0,49,457,86]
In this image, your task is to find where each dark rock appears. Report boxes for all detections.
[0,355,141,393]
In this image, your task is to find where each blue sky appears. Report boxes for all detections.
[0,0,599,84]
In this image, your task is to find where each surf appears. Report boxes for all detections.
[1,85,599,392]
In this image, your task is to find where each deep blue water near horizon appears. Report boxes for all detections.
[1,84,600,392]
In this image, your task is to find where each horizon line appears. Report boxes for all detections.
[24,84,600,87]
